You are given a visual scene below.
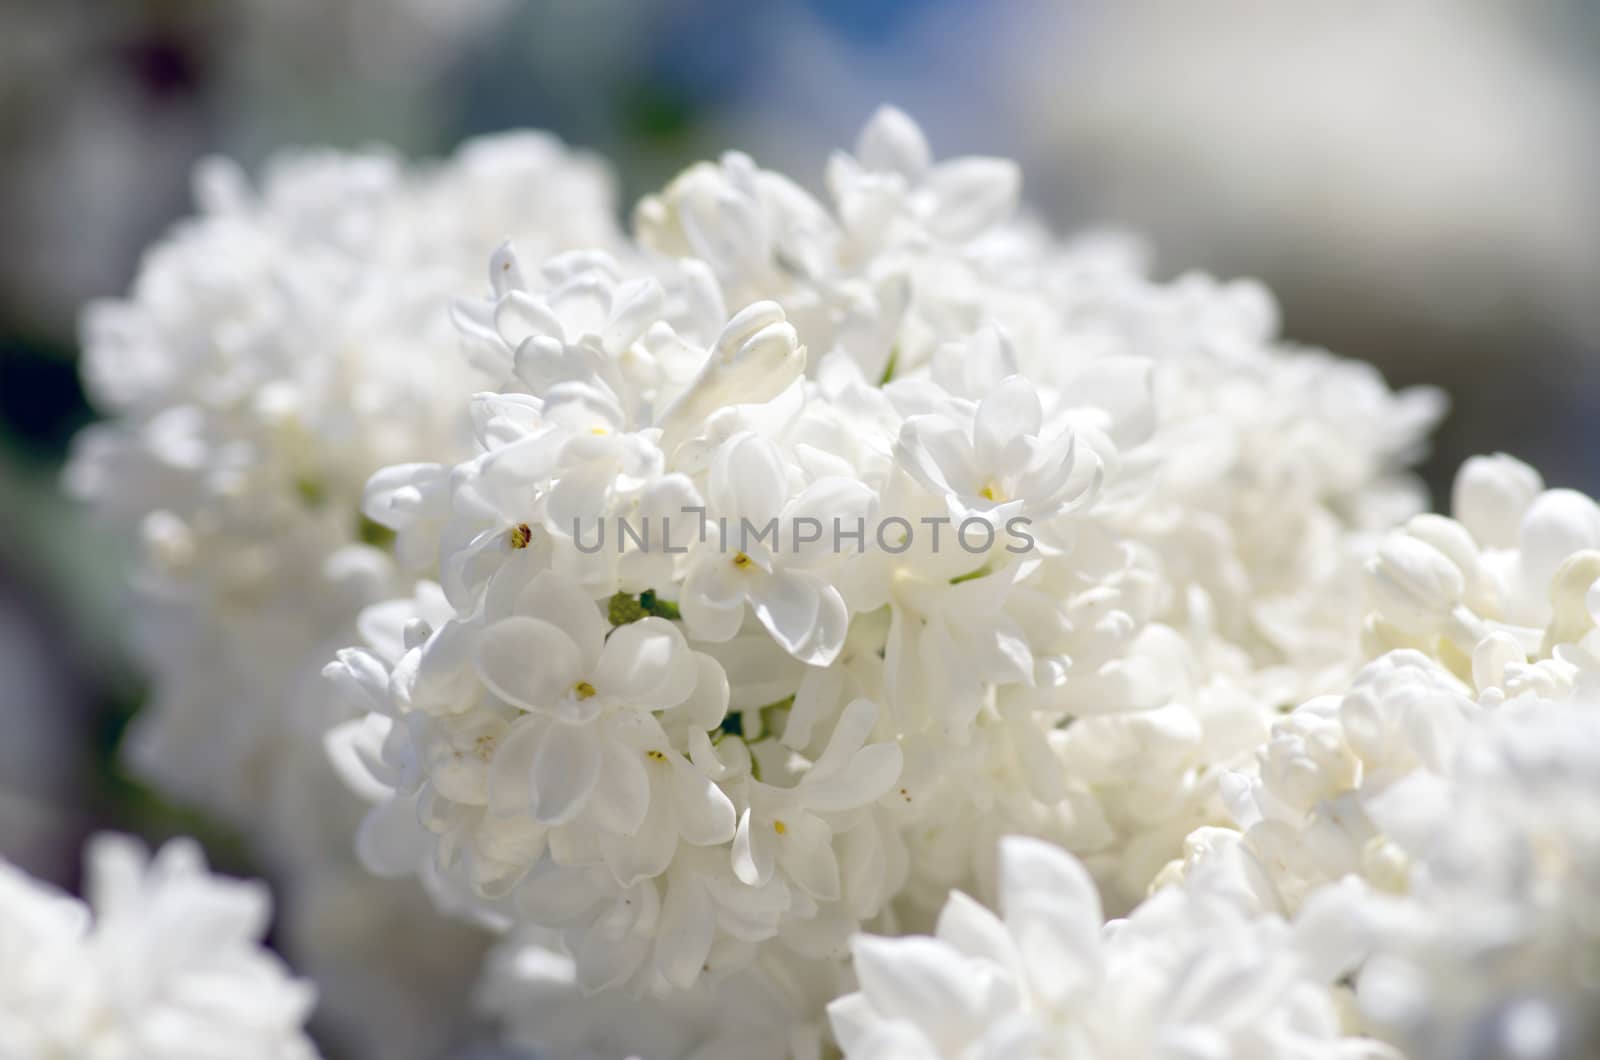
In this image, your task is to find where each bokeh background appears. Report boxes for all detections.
[2,0,1597,969]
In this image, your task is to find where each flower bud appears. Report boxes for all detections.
[1367,535,1466,635]
[1519,489,1600,602]
[1451,453,1542,548]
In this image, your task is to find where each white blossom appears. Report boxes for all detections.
[65,131,619,1058]
[830,834,1392,1060]
[323,111,1447,1029]
[1351,702,1600,1059]
[64,102,1525,1059]
[0,835,317,1060]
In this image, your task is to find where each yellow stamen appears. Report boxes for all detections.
[772,819,788,835]
[509,523,532,549]
[979,480,1002,503]
[645,749,667,762]
[732,551,753,569]
[573,681,597,700]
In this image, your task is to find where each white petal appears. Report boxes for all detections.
[476,616,585,712]
[667,753,736,846]
[602,276,664,354]
[999,836,1102,1008]
[804,743,902,813]
[1520,489,1600,595]
[495,289,564,347]
[849,934,991,1045]
[530,722,602,825]
[1453,453,1542,549]
[731,807,775,886]
[711,432,789,530]
[512,570,608,667]
[809,698,878,778]
[856,105,931,179]
[974,376,1042,474]
[595,617,696,709]
[680,559,747,643]
[751,568,821,659]
[897,415,979,498]
[803,583,851,668]
[572,919,649,994]
[669,653,731,732]
[324,715,395,800]
[935,889,1016,968]
[783,477,878,568]
[587,738,652,836]
[548,272,613,341]
[545,460,617,539]
[777,814,840,901]
[600,794,677,886]
[655,872,716,991]
[488,715,543,817]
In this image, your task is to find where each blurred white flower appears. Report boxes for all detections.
[0,834,317,1060]
[1352,703,1600,1059]
[65,131,621,1059]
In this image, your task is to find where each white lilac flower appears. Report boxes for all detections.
[1168,457,1600,918]
[65,131,620,1058]
[1350,702,1600,1060]
[328,109,1447,1016]
[678,431,874,664]
[58,81,1600,1060]
[829,834,1392,1060]
[0,834,317,1060]
[1180,649,1476,918]
[1365,452,1600,702]
[68,132,619,837]
[1075,271,1447,702]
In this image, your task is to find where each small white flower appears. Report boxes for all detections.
[0,835,318,1060]
[680,431,873,665]
[831,834,1384,1060]
[896,375,1094,524]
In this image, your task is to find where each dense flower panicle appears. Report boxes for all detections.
[64,131,621,1058]
[0,835,317,1060]
[1153,458,1600,1058]
[318,106,1448,1060]
[1176,454,1600,918]
[66,100,1600,1060]
[67,130,619,838]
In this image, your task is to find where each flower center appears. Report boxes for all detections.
[645,749,667,762]
[573,681,597,700]
[979,480,1003,503]
[732,551,753,570]
[772,819,788,835]
[509,523,532,549]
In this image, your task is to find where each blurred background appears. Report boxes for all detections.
[1,0,1597,928]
